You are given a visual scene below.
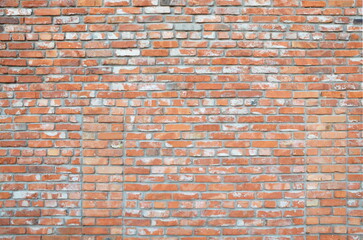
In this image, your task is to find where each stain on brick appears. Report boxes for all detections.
[353,18,363,25]
[160,0,171,5]
[0,17,20,24]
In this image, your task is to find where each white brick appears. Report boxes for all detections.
[54,16,80,25]
[6,9,32,16]
[13,191,37,199]
[113,66,138,74]
[251,66,279,74]
[115,49,140,56]
[144,7,171,14]
[245,0,271,6]
[175,24,202,31]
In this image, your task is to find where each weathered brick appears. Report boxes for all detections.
[175,24,202,31]
[0,0,359,238]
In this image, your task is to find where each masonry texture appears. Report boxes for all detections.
[0,0,362,239]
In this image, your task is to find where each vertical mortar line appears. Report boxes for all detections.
[79,50,86,237]
[344,78,349,237]
[80,95,84,237]
[79,6,91,229]
[346,9,359,230]
[295,0,308,237]
[78,10,85,236]
[121,96,128,238]
[303,76,307,240]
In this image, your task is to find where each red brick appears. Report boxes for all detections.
[153,41,179,48]
[302,1,326,7]
[0,76,16,83]
[142,49,169,57]
[77,0,102,6]
[328,0,354,7]
[34,9,61,16]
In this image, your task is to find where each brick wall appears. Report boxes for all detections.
[0,0,362,239]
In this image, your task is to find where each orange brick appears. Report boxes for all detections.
[78,0,103,6]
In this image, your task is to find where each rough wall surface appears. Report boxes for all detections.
[0,0,362,239]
